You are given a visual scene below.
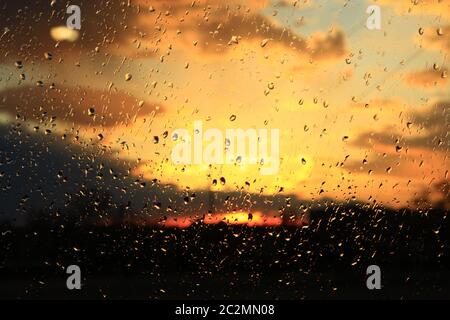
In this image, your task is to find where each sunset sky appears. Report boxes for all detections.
[1,0,449,216]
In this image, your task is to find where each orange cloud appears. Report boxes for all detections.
[377,0,450,16]
[133,0,347,61]
[404,68,449,88]
[423,25,450,53]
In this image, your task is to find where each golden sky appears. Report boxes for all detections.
[1,0,449,211]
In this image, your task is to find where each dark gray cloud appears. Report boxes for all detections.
[0,122,314,226]
[180,7,347,59]
[351,101,449,152]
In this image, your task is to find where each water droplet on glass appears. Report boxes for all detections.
[229,35,239,45]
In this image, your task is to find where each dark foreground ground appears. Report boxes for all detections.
[0,206,449,300]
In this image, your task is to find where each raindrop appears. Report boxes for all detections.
[153,202,162,209]
[124,73,132,81]
[229,114,236,122]
[88,107,95,116]
[229,36,239,45]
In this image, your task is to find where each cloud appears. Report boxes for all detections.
[180,9,347,59]
[0,85,163,127]
[404,68,449,88]
[134,0,347,60]
[377,0,450,16]
[0,121,315,226]
[423,25,450,53]
[410,101,449,150]
[343,152,419,178]
[351,100,450,152]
